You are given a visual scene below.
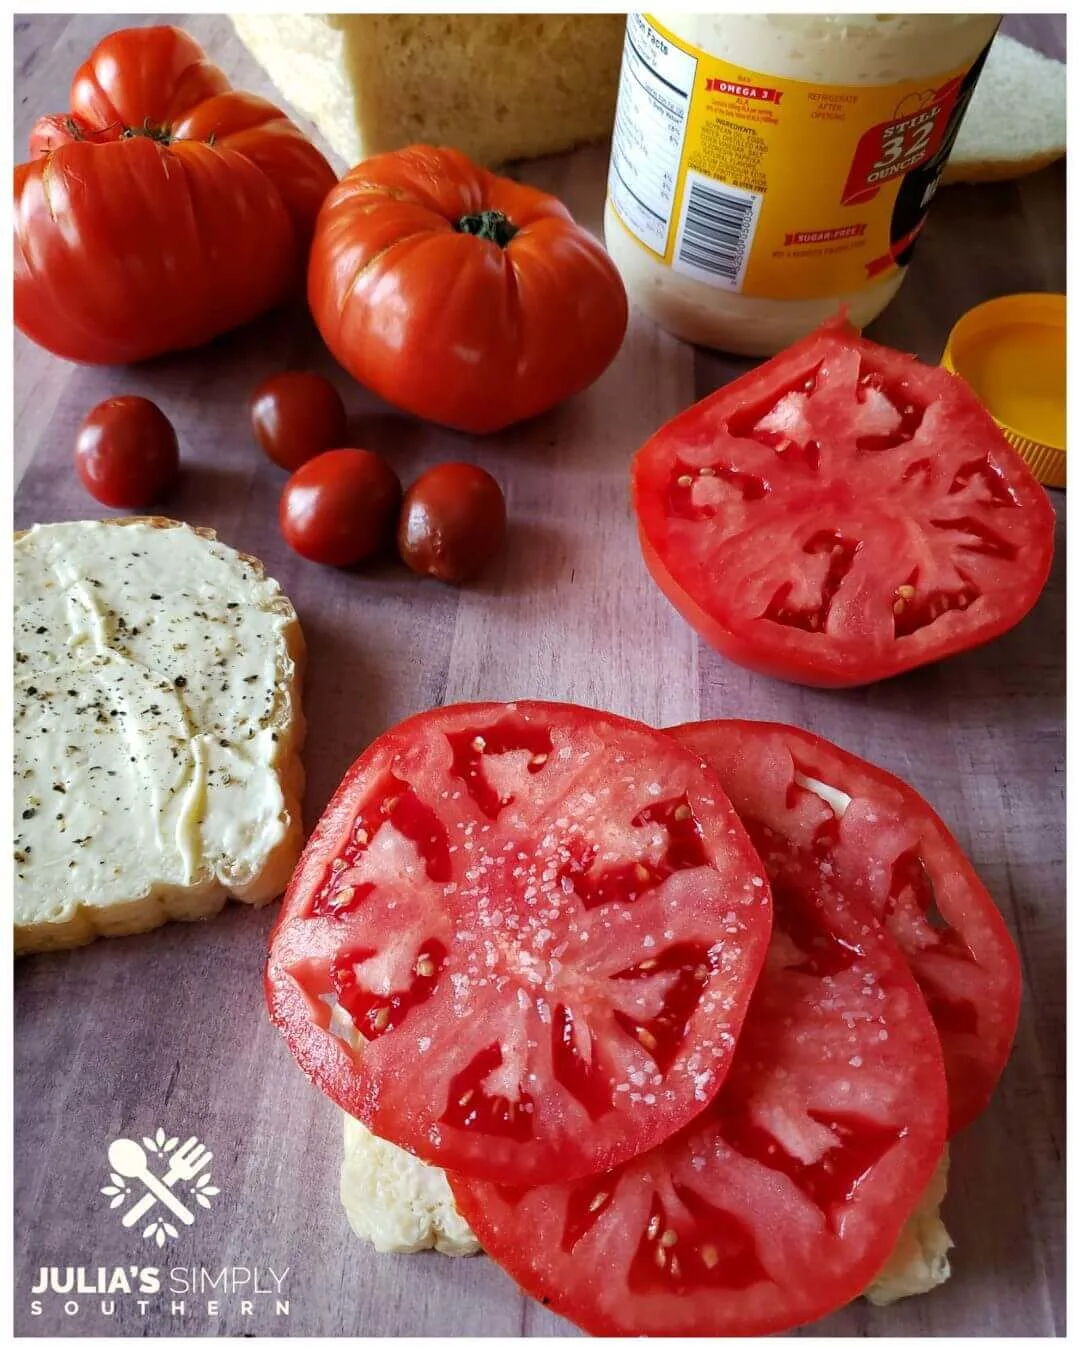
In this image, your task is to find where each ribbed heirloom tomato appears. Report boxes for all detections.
[14,26,337,364]
[307,146,629,433]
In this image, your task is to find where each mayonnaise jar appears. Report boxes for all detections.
[604,13,1000,355]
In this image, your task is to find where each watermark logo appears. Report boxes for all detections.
[101,1128,219,1247]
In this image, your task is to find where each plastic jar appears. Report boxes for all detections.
[604,13,1001,356]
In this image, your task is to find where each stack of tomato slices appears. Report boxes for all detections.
[267,701,1019,1336]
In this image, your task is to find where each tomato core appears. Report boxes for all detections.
[454,209,519,247]
[120,120,174,145]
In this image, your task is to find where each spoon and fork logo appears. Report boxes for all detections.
[101,1128,218,1246]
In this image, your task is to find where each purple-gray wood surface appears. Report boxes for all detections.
[13,12,1065,1338]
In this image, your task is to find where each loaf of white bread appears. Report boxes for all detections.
[231,17,1063,186]
[229,13,624,170]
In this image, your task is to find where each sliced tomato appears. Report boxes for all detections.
[673,719,1020,1135]
[632,317,1055,688]
[266,701,772,1185]
[451,777,947,1336]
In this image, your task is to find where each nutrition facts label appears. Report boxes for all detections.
[608,13,698,257]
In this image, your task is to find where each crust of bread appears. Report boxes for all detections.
[14,517,307,955]
[941,150,1064,185]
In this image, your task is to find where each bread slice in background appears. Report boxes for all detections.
[229,12,624,169]
[13,518,306,955]
[943,34,1066,184]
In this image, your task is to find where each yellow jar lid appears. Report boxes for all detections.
[941,292,1066,489]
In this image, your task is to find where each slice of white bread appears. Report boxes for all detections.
[13,518,306,955]
[340,1111,953,1307]
[864,1149,952,1304]
[229,13,624,169]
[942,34,1066,184]
[341,1111,480,1257]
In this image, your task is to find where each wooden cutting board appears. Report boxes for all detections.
[13,13,1064,1338]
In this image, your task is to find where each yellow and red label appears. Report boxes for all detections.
[607,14,994,300]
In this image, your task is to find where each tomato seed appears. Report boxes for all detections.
[372,1008,390,1032]
[654,1245,667,1269]
[660,1228,678,1247]
[698,466,716,477]
[416,956,436,977]
[893,599,906,614]
[669,1255,682,1278]
[636,1027,658,1052]
[646,1215,661,1240]
[472,736,486,752]
[701,1244,719,1269]
[634,863,651,883]
[588,1191,609,1212]
[458,1089,474,1106]
[676,475,693,487]
[530,753,548,767]
[330,886,355,910]
[896,584,916,599]
[639,958,657,971]
[673,804,691,821]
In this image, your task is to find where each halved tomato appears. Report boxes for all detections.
[266,702,772,1185]
[451,760,948,1336]
[674,719,1020,1135]
[632,317,1055,688]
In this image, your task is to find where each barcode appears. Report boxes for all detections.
[674,172,762,289]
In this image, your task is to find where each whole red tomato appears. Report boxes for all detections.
[251,371,348,472]
[75,396,180,508]
[398,463,507,583]
[14,26,337,365]
[280,449,402,567]
[308,145,628,434]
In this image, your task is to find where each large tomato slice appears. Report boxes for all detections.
[674,719,1020,1135]
[15,26,336,365]
[632,317,1055,687]
[266,701,771,1185]
[451,767,948,1336]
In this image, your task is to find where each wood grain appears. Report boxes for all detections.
[13,13,1064,1338]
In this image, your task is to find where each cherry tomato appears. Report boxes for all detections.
[280,449,401,567]
[398,463,507,584]
[251,371,348,471]
[74,396,180,508]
